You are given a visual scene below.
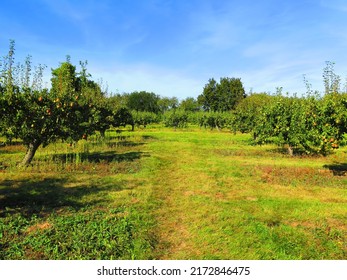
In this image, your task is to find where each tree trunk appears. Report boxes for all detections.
[287,145,294,156]
[100,129,106,138]
[20,141,41,166]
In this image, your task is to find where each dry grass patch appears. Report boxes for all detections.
[26,222,52,233]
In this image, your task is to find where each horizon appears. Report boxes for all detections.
[1,0,347,99]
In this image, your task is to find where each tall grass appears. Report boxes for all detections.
[0,130,156,260]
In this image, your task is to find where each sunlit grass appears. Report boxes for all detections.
[0,131,157,260]
[1,126,346,259]
[140,127,347,259]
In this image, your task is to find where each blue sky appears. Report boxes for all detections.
[1,0,347,99]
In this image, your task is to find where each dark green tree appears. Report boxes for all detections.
[198,77,246,111]
[197,78,218,111]
[127,91,160,113]
[217,77,246,111]
[108,93,129,110]
[179,97,200,112]
[158,96,179,113]
[113,107,134,131]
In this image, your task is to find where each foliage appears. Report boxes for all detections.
[49,59,97,141]
[232,93,274,137]
[0,42,99,165]
[319,93,347,148]
[253,94,306,155]
[228,63,347,156]
[2,40,347,167]
[164,110,188,129]
[91,106,114,137]
[107,93,129,110]
[197,78,217,111]
[51,57,78,97]
[218,77,246,110]
[81,84,113,136]
[131,111,160,128]
[179,97,200,112]
[113,107,134,130]
[198,77,246,112]
[127,91,160,113]
[187,111,233,130]
[158,96,179,113]
[252,93,347,155]
[323,61,341,95]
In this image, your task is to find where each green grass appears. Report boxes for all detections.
[1,126,346,259]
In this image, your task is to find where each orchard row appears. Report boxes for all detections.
[1,41,347,166]
[163,92,347,156]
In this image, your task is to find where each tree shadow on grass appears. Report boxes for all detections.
[86,151,148,163]
[322,163,347,176]
[107,135,132,141]
[107,141,146,148]
[106,134,157,142]
[0,177,131,218]
[51,151,149,164]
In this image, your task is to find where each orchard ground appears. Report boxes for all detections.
[0,125,346,259]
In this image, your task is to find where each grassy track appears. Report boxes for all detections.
[143,129,347,259]
[1,127,347,259]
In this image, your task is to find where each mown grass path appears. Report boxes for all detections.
[139,129,347,259]
[149,137,204,259]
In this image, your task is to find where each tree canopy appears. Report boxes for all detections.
[126,91,160,113]
[198,77,246,112]
[0,42,110,165]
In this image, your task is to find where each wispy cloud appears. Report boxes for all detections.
[320,0,347,12]
[2,0,347,97]
[40,0,93,22]
[241,41,328,94]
